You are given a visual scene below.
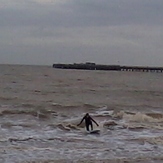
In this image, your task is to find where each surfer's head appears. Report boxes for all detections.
[86,113,89,117]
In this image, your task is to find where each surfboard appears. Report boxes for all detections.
[87,129,100,134]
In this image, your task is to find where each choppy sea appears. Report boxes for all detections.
[1,64,163,163]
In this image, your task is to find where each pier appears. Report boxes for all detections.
[53,63,163,73]
[121,66,163,73]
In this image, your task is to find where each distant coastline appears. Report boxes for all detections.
[53,62,163,73]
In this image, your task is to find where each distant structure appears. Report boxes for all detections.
[53,62,120,71]
[52,63,163,73]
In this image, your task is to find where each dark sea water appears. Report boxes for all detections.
[1,64,163,163]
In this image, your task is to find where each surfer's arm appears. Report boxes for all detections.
[91,117,99,126]
[77,116,85,126]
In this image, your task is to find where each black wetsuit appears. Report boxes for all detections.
[78,114,99,131]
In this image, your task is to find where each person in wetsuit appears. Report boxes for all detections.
[77,113,99,131]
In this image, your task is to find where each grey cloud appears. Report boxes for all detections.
[0,0,163,66]
[71,0,163,26]
[1,0,163,28]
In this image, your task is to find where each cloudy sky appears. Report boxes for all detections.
[0,0,163,66]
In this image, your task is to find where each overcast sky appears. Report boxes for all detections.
[0,0,163,66]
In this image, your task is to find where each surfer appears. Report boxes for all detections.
[77,113,99,131]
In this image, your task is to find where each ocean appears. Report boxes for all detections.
[0,64,163,163]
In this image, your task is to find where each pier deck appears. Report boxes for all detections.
[53,63,163,73]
